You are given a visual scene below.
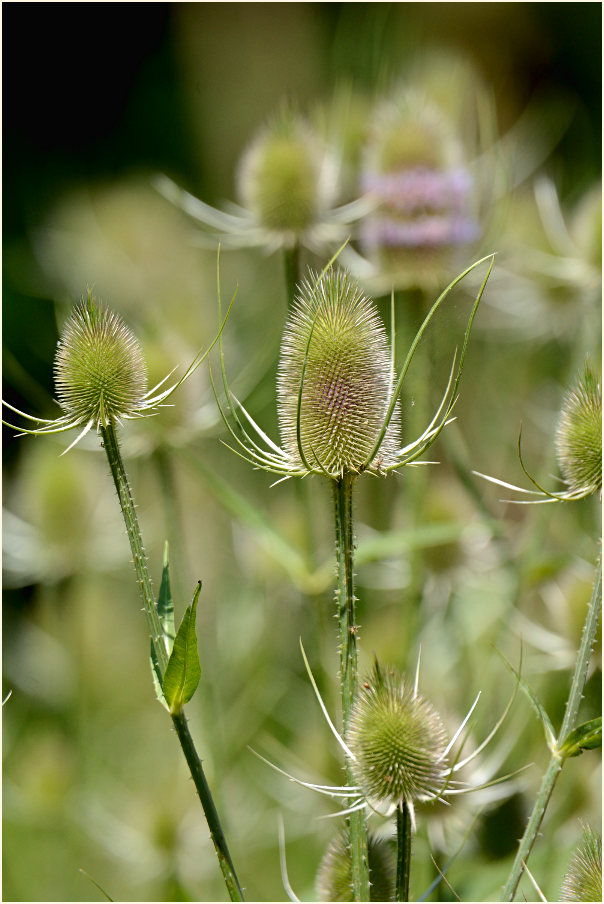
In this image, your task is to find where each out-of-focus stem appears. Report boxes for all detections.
[395,801,412,902]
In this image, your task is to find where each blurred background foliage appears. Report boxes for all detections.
[2,3,601,901]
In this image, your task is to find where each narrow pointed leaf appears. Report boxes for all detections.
[559,717,602,758]
[163,582,202,714]
[150,542,177,708]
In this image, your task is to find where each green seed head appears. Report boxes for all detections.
[316,829,395,902]
[277,269,400,477]
[54,294,147,428]
[555,365,602,496]
[347,662,449,807]
[238,116,332,239]
[560,827,602,902]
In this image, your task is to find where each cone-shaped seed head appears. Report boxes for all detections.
[316,829,395,903]
[560,827,602,902]
[238,116,328,236]
[555,365,602,496]
[277,269,400,477]
[347,662,448,807]
[55,295,147,428]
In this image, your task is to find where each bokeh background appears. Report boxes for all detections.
[2,3,601,902]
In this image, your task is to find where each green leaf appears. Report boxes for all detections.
[559,717,602,758]
[162,582,202,714]
[157,541,176,649]
[150,542,176,709]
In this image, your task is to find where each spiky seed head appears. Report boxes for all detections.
[277,269,400,478]
[347,662,449,807]
[555,365,602,496]
[316,829,395,903]
[54,294,147,428]
[237,115,333,238]
[560,827,602,902]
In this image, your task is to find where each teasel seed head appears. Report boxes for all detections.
[347,661,449,808]
[277,268,400,478]
[54,293,148,429]
[237,114,335,242]
[560,827,602,902]
[316,829,395,902]
[555,364,602,497]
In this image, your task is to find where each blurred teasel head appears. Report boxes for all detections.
[316,829,395,902]
[358,94,480,291]
[347,661,449,810]
[277,268,400,478]
[560,826,602,902]
[555,364,602,498]
[237,113,337,246]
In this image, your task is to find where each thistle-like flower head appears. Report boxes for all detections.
[215,254,492,483]
[560,827,602,902]
[55,296,148,428]
[555,364,602,497]
[3,290,231,452]
[277,269,400,477]
[347,661,449,809]
[316,829,395,902]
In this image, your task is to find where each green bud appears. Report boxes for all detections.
[277,269,400,478]
[316,829,395,903]
[54,293,147,429]
[555,365,602,496]
[347,662,448,808]
[560,827,602,902]
[238,115,333,239]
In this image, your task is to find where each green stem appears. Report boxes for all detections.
[395,802,412,902]
[171,711,244,902]
[100,421,244,902]
[502,550,602,901]
[332,474,370,902]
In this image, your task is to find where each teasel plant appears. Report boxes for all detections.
[473,364,602,900]
[212,248,494,900]
[155,110,372,305]
[2,293,245,901]
[559,825,602,902]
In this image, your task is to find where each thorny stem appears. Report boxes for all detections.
[502,550,602,901]
[395,801,412,902]
[332,474,370,902]
[283,243,301,308]
[100,421,244,902]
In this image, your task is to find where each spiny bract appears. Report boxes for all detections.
[347,662,449,808]
[277,269,400,478]
[55,294,148,428]
[555,365,602,496]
